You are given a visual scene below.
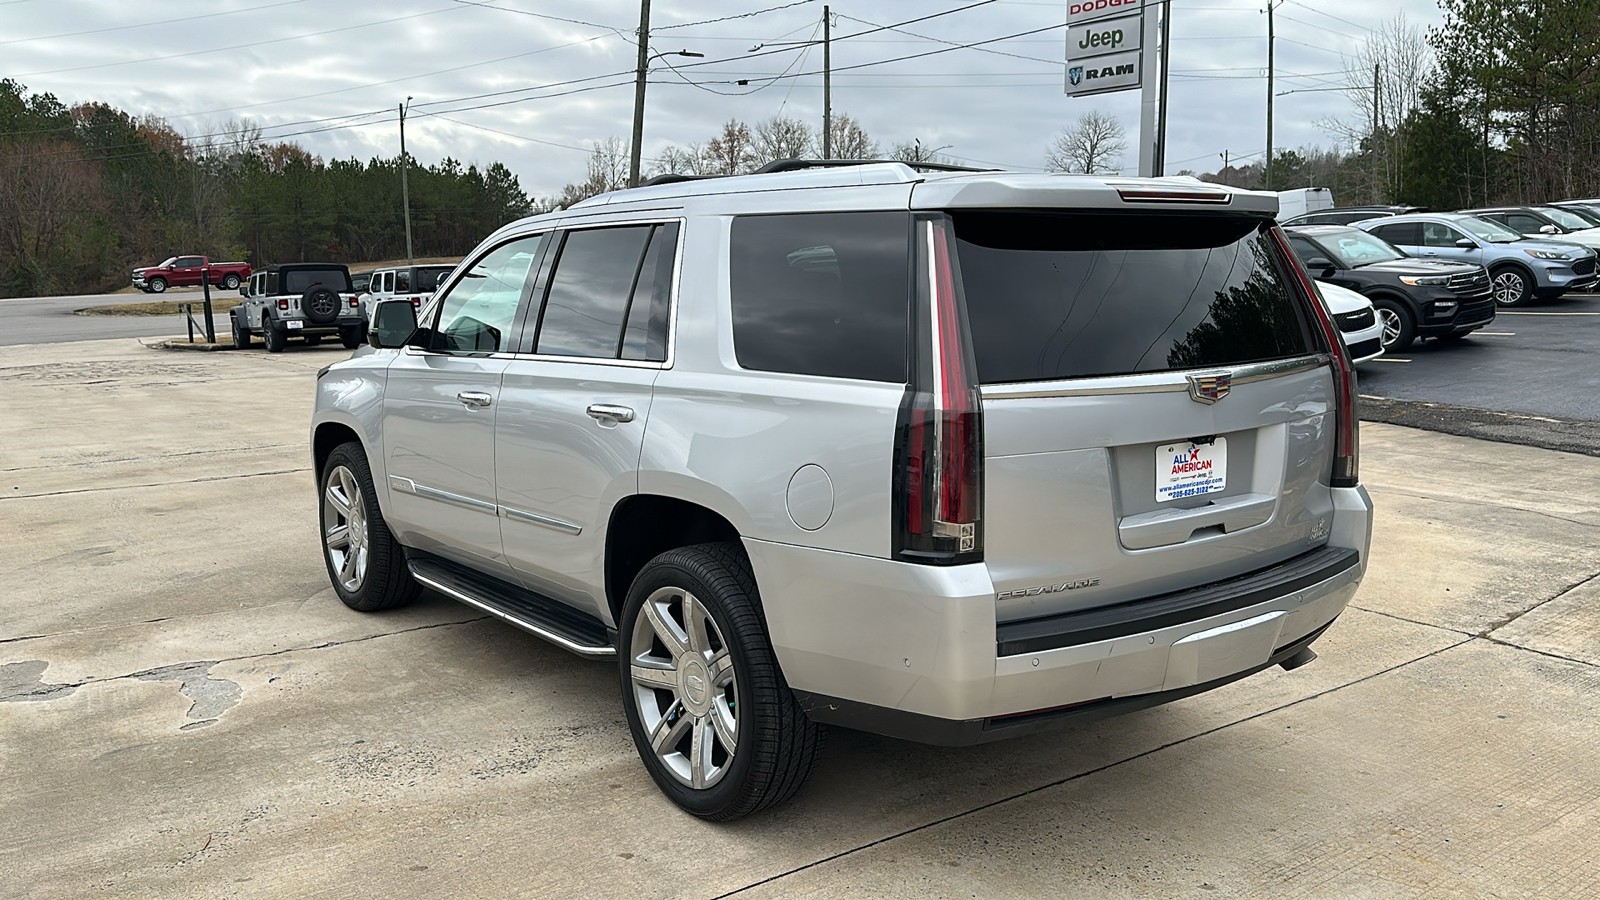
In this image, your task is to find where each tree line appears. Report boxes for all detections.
[0,79,531,298]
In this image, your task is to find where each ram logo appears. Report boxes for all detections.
[1069,66,1084,86]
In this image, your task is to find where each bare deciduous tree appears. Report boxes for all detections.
[1045,110,1127,174]
[557,137,629,207]
[753,115,813,165]
[1322,14,1433,203]
[701,119,757,175]
[817,113,878,160]
[890,138,953,165]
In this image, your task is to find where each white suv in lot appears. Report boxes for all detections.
[310,161,1372,820]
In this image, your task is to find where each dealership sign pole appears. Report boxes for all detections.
[1064,0,1165,176]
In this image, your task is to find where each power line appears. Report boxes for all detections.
[657,1,817,31]
[14,5,472,77]
[0,0,311,46]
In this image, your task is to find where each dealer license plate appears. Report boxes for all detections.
[1156,437,1227,503]
[286,320,303,330]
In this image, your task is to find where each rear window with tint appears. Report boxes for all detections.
[952,212,1314,384]
[730,212,910,384]
[282,268,351,294]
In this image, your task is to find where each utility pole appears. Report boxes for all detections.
[1264,0,1280,190]
[399,97,413,265]
[1221,149,1230,174]
[629,0,652,187]
[1373,62,1382,202]
[822,5,832,159]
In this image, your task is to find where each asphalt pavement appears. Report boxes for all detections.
[0,289,233,346]
[1356,292,1600,454]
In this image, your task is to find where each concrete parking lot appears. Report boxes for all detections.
[3,339,1598,898]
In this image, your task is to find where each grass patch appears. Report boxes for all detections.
[78,300,235,317]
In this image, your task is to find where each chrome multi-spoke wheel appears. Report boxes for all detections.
[619,543,822,820]
[1492,269,1529,306]
[629,586,739,790]
[1377,307,1403,348]
[318,442,419,612]
[323,464,369,593]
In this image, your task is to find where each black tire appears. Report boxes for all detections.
[303,286,341,325]
[1490,265,1534,307]
[262,316,286,353]
[223,273,241,290]
[231,313,251,349]
[148,276,168,294]
[303,334,322,347]
[619,543,823,821]
[340,325,364,349]
[319,442,421,612]
[1372,298,1416,352]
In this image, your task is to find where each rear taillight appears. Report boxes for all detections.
[894,216,983,564]
[1269,226,1359,487]
[348,296,359,308]
[277,299,289,311]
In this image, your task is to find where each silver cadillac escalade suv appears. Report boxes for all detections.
[310,160,1373,820]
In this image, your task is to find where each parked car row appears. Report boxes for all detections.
[229,262,459,352]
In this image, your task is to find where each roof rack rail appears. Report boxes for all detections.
[754,158,999,175]
[638,172,729,187]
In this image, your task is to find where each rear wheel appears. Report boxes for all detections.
[262,316,286,353]
[223,273,241,290]
[319,442,420,612]
[1490,266,1533,307]
[1372,299,1415,352]
[619,543,823,821]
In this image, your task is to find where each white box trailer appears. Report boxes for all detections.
[1276,187,1334,221]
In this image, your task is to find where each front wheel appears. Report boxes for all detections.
[340,325,365,349]
[231,314,251,349]
[619,543,823,821]
[1490,266,1534,307]
[320,442,420,612]
[223,273,241,290]
[1373,299,1416,352]
[148,277,168,293]
[303,334,322,347]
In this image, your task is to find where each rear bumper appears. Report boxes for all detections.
[747,485,1371,746]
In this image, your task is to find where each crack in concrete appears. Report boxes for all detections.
[0,442,299,475]
[1347,605,1475,637]
[1479,570,1600,637]
[128,660,242,729]
[712,636,1477,899]
[0,467,310,501]
[0,660,79,702]
[1365,484,1600,530]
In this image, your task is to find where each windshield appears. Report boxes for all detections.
[1559,205,1600,227]
[1456,216,1524,243]
[1324,229,1406,268]
[1536,207,1593,231]
[158,257,176,267]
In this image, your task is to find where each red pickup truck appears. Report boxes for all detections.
[131,256,252,293]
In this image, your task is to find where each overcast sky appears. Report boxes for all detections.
[2,0,1446,198]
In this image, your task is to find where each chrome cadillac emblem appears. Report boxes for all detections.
[1186,373,1231,404]
[684,673,706,704]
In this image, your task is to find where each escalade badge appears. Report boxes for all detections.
[1187,373,1231,404]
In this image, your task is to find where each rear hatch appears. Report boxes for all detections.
[949,209,1340,623]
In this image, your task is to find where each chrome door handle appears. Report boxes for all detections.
[586,403,635,424]
[457,391,493,408]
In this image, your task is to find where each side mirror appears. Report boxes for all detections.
[368,298,418,349]
[239,284,249,297]
[1455,238,1478,249]
[1539,223,1559,234]
[1305,257,1337,276]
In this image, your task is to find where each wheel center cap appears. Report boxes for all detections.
[679,658,712,715]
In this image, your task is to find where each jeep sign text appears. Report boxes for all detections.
[1066,14,1142,59]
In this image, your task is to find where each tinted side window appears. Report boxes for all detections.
[621,223,679,362]
[429,235,542,353]
[730,212,910,383]
[1507,213,1546,233]
[395,269,412,292]
[954,212,1314,384]
[1287,236,1326,265]
[535,226,655,358]
[266,272,279,295]
[1370,223,1421,246]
